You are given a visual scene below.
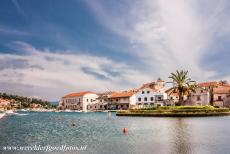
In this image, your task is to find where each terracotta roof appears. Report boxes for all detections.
[214,86,230,94]
[97,91,114,95]
[165,87,190,96]
[165,88,179,96]
[62,91,94,98]
[0,98,10,104]
[109,91,135,98]
[197,82,220,87]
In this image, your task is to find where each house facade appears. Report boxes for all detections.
[213,85,230,107]
[223,95,230,108]
[87,92,113,110]
[60,91,98,111]
[107,90,136,110]
[185,87,210,106]
[135,87,167,107]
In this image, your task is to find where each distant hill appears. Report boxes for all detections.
[51,101,59,106]
[0,92,56,109]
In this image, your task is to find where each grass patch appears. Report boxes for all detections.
[117,106,230,117]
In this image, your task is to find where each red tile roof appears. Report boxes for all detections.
[109,90,135,98]
[197,82,220,87]
[165,88,179,96]
[0,98,10,104]
[213,86,230,94]
[62,91,94,98]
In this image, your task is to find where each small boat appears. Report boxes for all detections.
[5,110,17,116]
[64,109,72,112]
[74,110,82,113]
[17,109,28,112]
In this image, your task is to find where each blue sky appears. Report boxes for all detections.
[0,0,230,101]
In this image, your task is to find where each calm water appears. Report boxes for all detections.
[0,112,230,154]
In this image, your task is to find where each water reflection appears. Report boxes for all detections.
[170,119,192,154]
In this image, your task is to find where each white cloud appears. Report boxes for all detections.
[0,41,152,100]
[86,0,230,81]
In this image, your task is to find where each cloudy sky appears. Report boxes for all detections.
[0,0,230,101]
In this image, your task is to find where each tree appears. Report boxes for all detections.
[169,70,197,106]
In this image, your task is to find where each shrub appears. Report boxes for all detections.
[129,106,229,113]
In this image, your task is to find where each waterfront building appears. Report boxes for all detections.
[87,92,113,110]
[165,88,189,106]
[107,90,136,110]
[135,87,167,107]
[213,85,230,107]
[0,98,10,109]
[60,91,98,111]
[196,81,230,107]
[165,88,179,105]
[185,87,210,106]
[223,95,230,108]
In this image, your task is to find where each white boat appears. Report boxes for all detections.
[75,110,82,112]
[64,109,72,112]
[5,110,20,116]
[17,109,28,112]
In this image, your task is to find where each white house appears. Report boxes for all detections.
[135,87,167,107]
[88,91,113,110]
[60,91,98,111]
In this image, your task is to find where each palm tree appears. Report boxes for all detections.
[169,70,197,106]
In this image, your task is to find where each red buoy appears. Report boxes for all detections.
[123,128,128,134]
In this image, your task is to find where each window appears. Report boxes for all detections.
[144,97,147,101]
[138,97,141,101]
[116,99,118,102]
[142,91,145,94]
[144,103,148,105]
[150,97,154,101]
[197,96,201,101]
[100,105,103,108]
[147,91,150,94]
[86,99,88,102]
[157,96,162,101]
[138,103,142,105]
[121,105,123,108]
[95,106,96,108]
[100,100,102,102]
[218,96,222,101]
[150,103,154,105]
[91,99,93,102]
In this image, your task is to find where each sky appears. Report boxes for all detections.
[0,0,230,101]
